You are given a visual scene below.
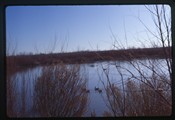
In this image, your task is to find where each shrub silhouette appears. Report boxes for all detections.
[33,63,88,117]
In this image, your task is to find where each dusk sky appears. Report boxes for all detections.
[6,5,171,55]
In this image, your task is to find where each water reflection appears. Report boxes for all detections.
[8,59,170,117]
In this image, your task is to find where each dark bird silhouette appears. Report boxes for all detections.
[94,87,99,91]
[86,90,90,93]
[98,89,102,93]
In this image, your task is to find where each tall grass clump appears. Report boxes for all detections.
[33,63,88,117]
[103,71,171,116]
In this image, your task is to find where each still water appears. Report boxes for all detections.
[11,59,169,117]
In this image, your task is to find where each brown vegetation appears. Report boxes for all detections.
[6,47,171,75]
[97,5,172,117]
[6,5,172,117]
[33,63,88,117]
[7,63,89,117]
[102,75,171,116]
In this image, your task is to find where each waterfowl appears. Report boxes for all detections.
[82,88,90,93]
[86,90,90,93]
[98,89,102,93]
[94,87,99,91]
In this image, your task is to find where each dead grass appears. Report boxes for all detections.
[100,61,172,116]
[33,63,88,117]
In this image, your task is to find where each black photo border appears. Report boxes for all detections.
[0,0,175,119]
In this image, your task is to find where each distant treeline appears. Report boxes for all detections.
[6,47,171,74]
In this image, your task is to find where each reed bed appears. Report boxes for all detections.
[33,63,88,117]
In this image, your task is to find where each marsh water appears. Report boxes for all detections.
[11,59,169,117]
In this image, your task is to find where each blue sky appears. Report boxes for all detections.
[6,5,171,55]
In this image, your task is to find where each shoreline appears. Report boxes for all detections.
[6,47,171,75]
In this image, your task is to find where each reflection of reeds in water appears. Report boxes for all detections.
[6,62,88,117]
[33,63,88,117]
[7,74,17,117]
[7,68,38,117]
